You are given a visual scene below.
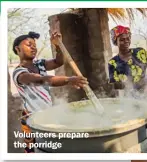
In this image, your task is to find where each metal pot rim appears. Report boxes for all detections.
[27,98,147,137]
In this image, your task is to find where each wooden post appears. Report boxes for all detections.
[48,9,115,102]
[48,13,87,102]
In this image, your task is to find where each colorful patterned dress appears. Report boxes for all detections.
[108,47,147,90]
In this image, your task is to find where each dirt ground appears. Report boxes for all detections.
[8,94,24,153]
[8,65,22,153]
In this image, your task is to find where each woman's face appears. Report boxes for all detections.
[18,38,37,60]
[116,33,131,51]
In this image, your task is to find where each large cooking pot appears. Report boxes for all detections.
[27,98,147,153]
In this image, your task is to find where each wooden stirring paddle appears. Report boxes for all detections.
[57,38,104,115]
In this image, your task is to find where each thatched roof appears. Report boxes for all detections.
[107,8,147,22]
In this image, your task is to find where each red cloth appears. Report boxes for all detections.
[110,25,131,45]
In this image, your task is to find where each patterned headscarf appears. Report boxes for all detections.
[110,25,131,46]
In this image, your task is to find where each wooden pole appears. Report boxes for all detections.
[58,38,104,115]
